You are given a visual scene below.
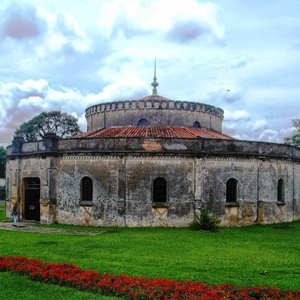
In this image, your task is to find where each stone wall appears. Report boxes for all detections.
[198,157,296,226]
[5,136,300,227]
[54,155,195,226]
[5,156,57,224]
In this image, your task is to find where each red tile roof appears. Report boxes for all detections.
[75,126,233,140]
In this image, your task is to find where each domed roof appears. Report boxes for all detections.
[138,94,171,102]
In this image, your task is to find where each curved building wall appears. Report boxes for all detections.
[5,136,300,227]
[85,98,224,132]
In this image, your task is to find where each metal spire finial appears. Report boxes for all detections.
[151,57,159,95]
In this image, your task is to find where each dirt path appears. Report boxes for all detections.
[0,222,104,236]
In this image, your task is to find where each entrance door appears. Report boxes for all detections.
[24,178,40,221]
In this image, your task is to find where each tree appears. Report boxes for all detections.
[284,119,300,146]
[0,147,6,178]
[15,111,80,142]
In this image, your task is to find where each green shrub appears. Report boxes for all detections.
[191,208,220,232]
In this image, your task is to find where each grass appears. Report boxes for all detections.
[0,272,120,299]
[0,201,7,221]
[0,202,299,295]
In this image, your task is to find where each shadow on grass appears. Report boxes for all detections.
[271,223,295,230]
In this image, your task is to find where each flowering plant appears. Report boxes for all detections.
[0,256,299,300]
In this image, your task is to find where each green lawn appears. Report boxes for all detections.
[0,202,299,296]
[0,272,120,300]
[0,201,7,221]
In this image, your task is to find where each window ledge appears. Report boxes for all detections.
[79,201,93,206]
[277,201,286,206]
[152,202,169,208]
[225,202,239,207]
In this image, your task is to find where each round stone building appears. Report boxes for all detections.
[5,77,300,226]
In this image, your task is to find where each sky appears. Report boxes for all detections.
[0,0,299,147]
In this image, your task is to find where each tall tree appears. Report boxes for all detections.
[15,111,80,142]
[284,119,300,146]
[0,147,6,178]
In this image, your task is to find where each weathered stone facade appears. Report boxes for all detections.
[6,136,300,226]
[5,95,300,226]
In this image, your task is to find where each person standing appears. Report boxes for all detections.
[12,203,18,225]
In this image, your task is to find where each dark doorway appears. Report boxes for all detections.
[24,178,40,221]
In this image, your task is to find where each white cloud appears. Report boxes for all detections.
[0,2,92,67]
[258,129,279,142]
[98,0,224,43]
[251,119,267,131]
[0,79,86,146]
[0,77,150,146]
[208,85,246,105]
[87,77,149,104]
[34,8,92,59]
[224,109,250,122]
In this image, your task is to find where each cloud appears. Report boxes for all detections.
[165,2,224,44]
[98,0,224,44]
[167,20,210,43]
[11,79,48,101]
[251,119,267,131]
[0,3,46,40]
[0,0,298,149]
[224,109,250,122]
[258,129,279,142]
[0,2,98,94]
[0,2,92,61]
[42,10,92,55]
[0,79,85,146]
[208,85,246,104]
[223,107,272,142]
[87,77,149,104]
[223,115,284,143]
[0,77,150,146]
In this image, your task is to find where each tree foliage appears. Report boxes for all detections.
[284,119,300,146]
[0,147,6,178]
[15,111,80,142]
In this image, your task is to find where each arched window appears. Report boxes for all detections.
[277,179,285,202]
[81,177,93,202]
[137,118,150,127]
[192,121,201,128]
[226,178,238,202]
[153,177,167,203]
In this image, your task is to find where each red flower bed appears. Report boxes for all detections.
[0,256,299,300]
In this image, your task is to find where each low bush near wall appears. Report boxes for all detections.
[191,208,220,232]
[0,256,299,300]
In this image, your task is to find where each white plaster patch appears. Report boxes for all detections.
[164,143,187,150]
